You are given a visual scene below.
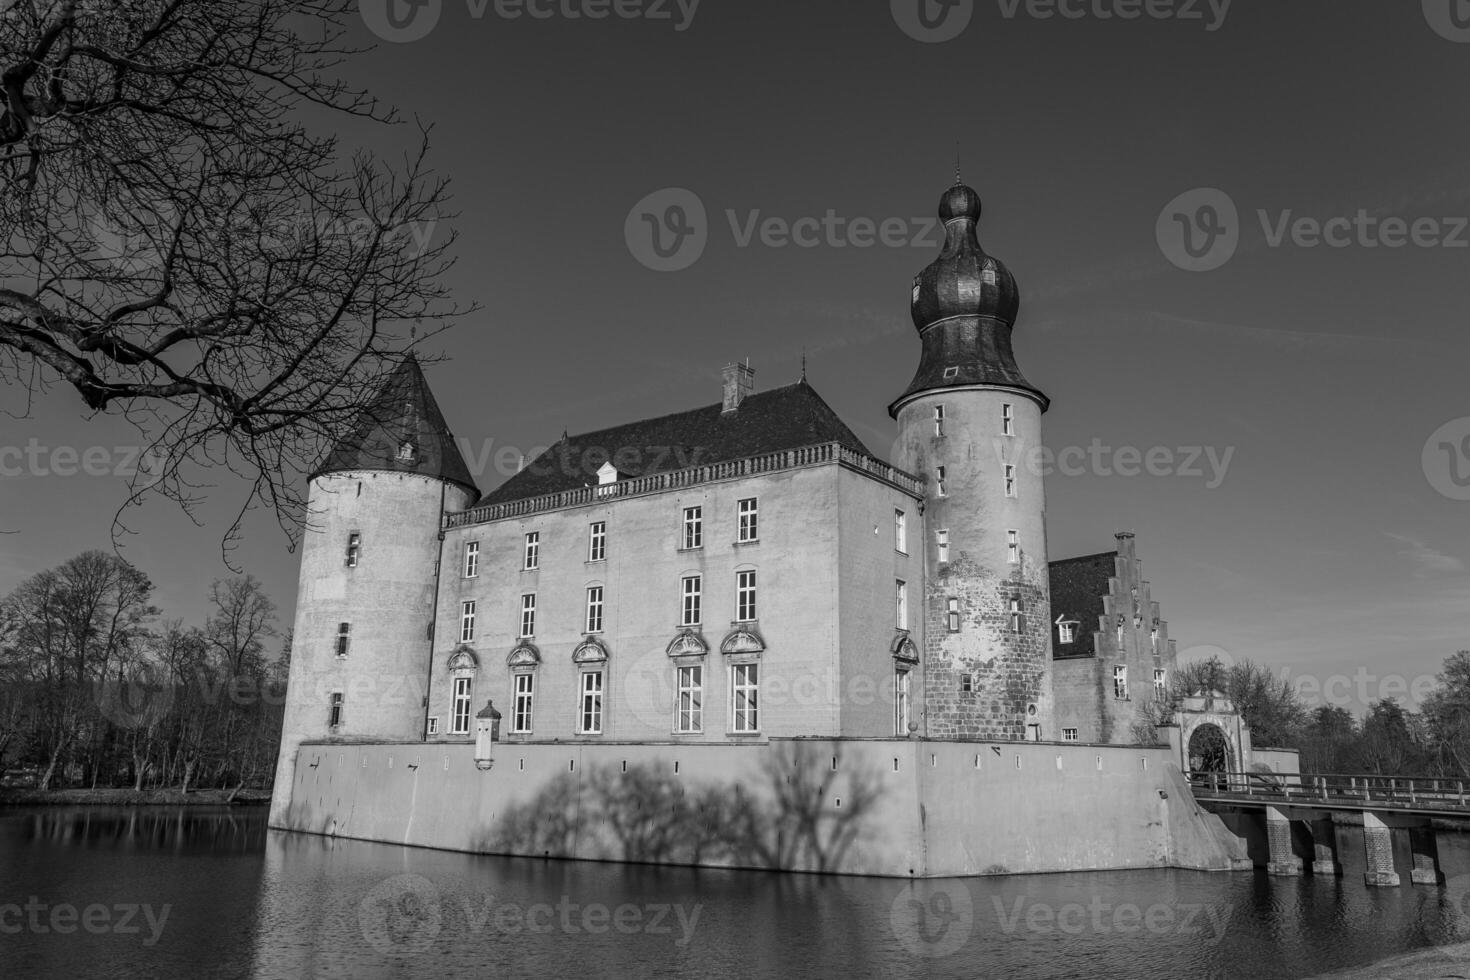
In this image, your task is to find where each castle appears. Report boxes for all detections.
[266,180,1239,878]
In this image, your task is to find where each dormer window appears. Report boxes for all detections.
[1056,616,1078,645]
[397,441,416,462]
[942,367,960,380]
[595,460,619,496]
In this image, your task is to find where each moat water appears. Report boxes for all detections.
[5,806,1470,979]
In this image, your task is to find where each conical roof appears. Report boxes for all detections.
[311,354,478,494]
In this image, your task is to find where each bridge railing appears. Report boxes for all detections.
[1189,770,1470,809]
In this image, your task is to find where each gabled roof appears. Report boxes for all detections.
[476,380,873,507]
[1047,550,1116,659]
[312,354,478,494]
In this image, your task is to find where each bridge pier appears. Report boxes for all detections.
[1410,826,1444,885]
[1310,816,1341,876]
[1362,812,1400,887]
[1266,806,1304,876]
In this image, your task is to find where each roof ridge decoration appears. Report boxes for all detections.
[572,636,610,664]
[666,629,708,658]
[721,626,765,655]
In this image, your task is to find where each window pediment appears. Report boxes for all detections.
[573,636,610,664]
[447,645,479,672]
[506,641,541,669]
[721,626,765,655]
[890,633,919,664]
[666,629,708,658]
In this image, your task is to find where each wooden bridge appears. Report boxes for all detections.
[1189,770,1470,886]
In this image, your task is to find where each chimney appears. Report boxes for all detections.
[722,361,755,414]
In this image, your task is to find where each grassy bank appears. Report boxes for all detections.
[0,787,271,806]
[1305,941,1470,980]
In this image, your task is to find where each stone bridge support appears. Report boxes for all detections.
[1266,806,1303,876]
[1310,816,1341,876]
[1410,826,1444,885]
[1362,812,1399,887]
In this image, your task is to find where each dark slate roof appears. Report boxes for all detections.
[312,354,478,494]
[1047,551,1116,659]
[476,380,873,507]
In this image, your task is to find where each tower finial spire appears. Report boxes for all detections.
[955,143,962,185]
[801,348,807,382]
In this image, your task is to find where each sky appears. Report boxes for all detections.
[2,0,1468,718]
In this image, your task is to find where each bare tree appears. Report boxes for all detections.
[0,0,470,554]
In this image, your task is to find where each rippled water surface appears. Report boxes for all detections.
[5,806,1470,979]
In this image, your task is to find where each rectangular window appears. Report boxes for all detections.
[738,498,759,542]
[960,673,973,693]
[451,677,472,734]
[937,529,950,563]
[731,663,759,733]
[426,716,439,736]
[1151,624,1160,651]
[1008,596,1025,632]
[460,600,477,642]
[520,593,536,638]
[936,466,947,497]
[328,692,343,728]
[1007,529,1019,564]
[736,570,757,622]
[523,532,539,570]
[1002,403,1014,436]
[1154,668,1167,702]
[579,671,604,734]
[345,532,361,568]
[895,509,907,553]
[934,405,945,437]
[588,522,606,562]
[512,673,534,734]
[464,540,479,578]
[1058,621,1076,644]
[894,669,912,736]
[676,664,703,734]
[1004,464,1017,498]
[947,598,961,633]
[1063,727,1079,742]
[335,622,350,657]
[683,506,703,549]
[895,580,908,629]
[1113,665,1129,700]
[585,586,604,634]
[681,575,702,627]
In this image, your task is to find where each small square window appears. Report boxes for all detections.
[942,367,960,380]
[1063,727,1078,742]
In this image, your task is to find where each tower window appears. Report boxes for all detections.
[464,540,479,578]
[1057,619,1077,645]
[426,716,439,737]
[520,594,537,638]
[1002,403,1014,436]
[934,405,945,437]
[683,506,703,550]
[328,692,344,728]
[1151,620,1160,651]
[345,532,361,568]
[451,677,472,734]
[935,466,947,497]
[681,575,702,627]
[334,622,350,658]
[585,586,604,634]
[937,529,950,563]
[1008,596,1025,632]
[895,580,908,630]
[1004,464,1017,498]
[736,570,757,622]
[960,673,973,693]
[1063,728,1078,742]
[523,532,539,571]
[738,498,759,542]
[460,600,476,642]
[946,597,961,633]
[588,522,607,562]
[1113,665,1129,701]
[895,510,907,553]
[1154,668,1167,701]
[1007,529,1019,564]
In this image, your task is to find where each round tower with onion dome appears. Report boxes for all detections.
[890,180,1053,741]
[269,354,478,828]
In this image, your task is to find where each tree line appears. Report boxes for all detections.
[1146,651,1470,778]
[0,551,287,795]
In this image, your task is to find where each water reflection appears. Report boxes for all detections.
[5,806,1470,980]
